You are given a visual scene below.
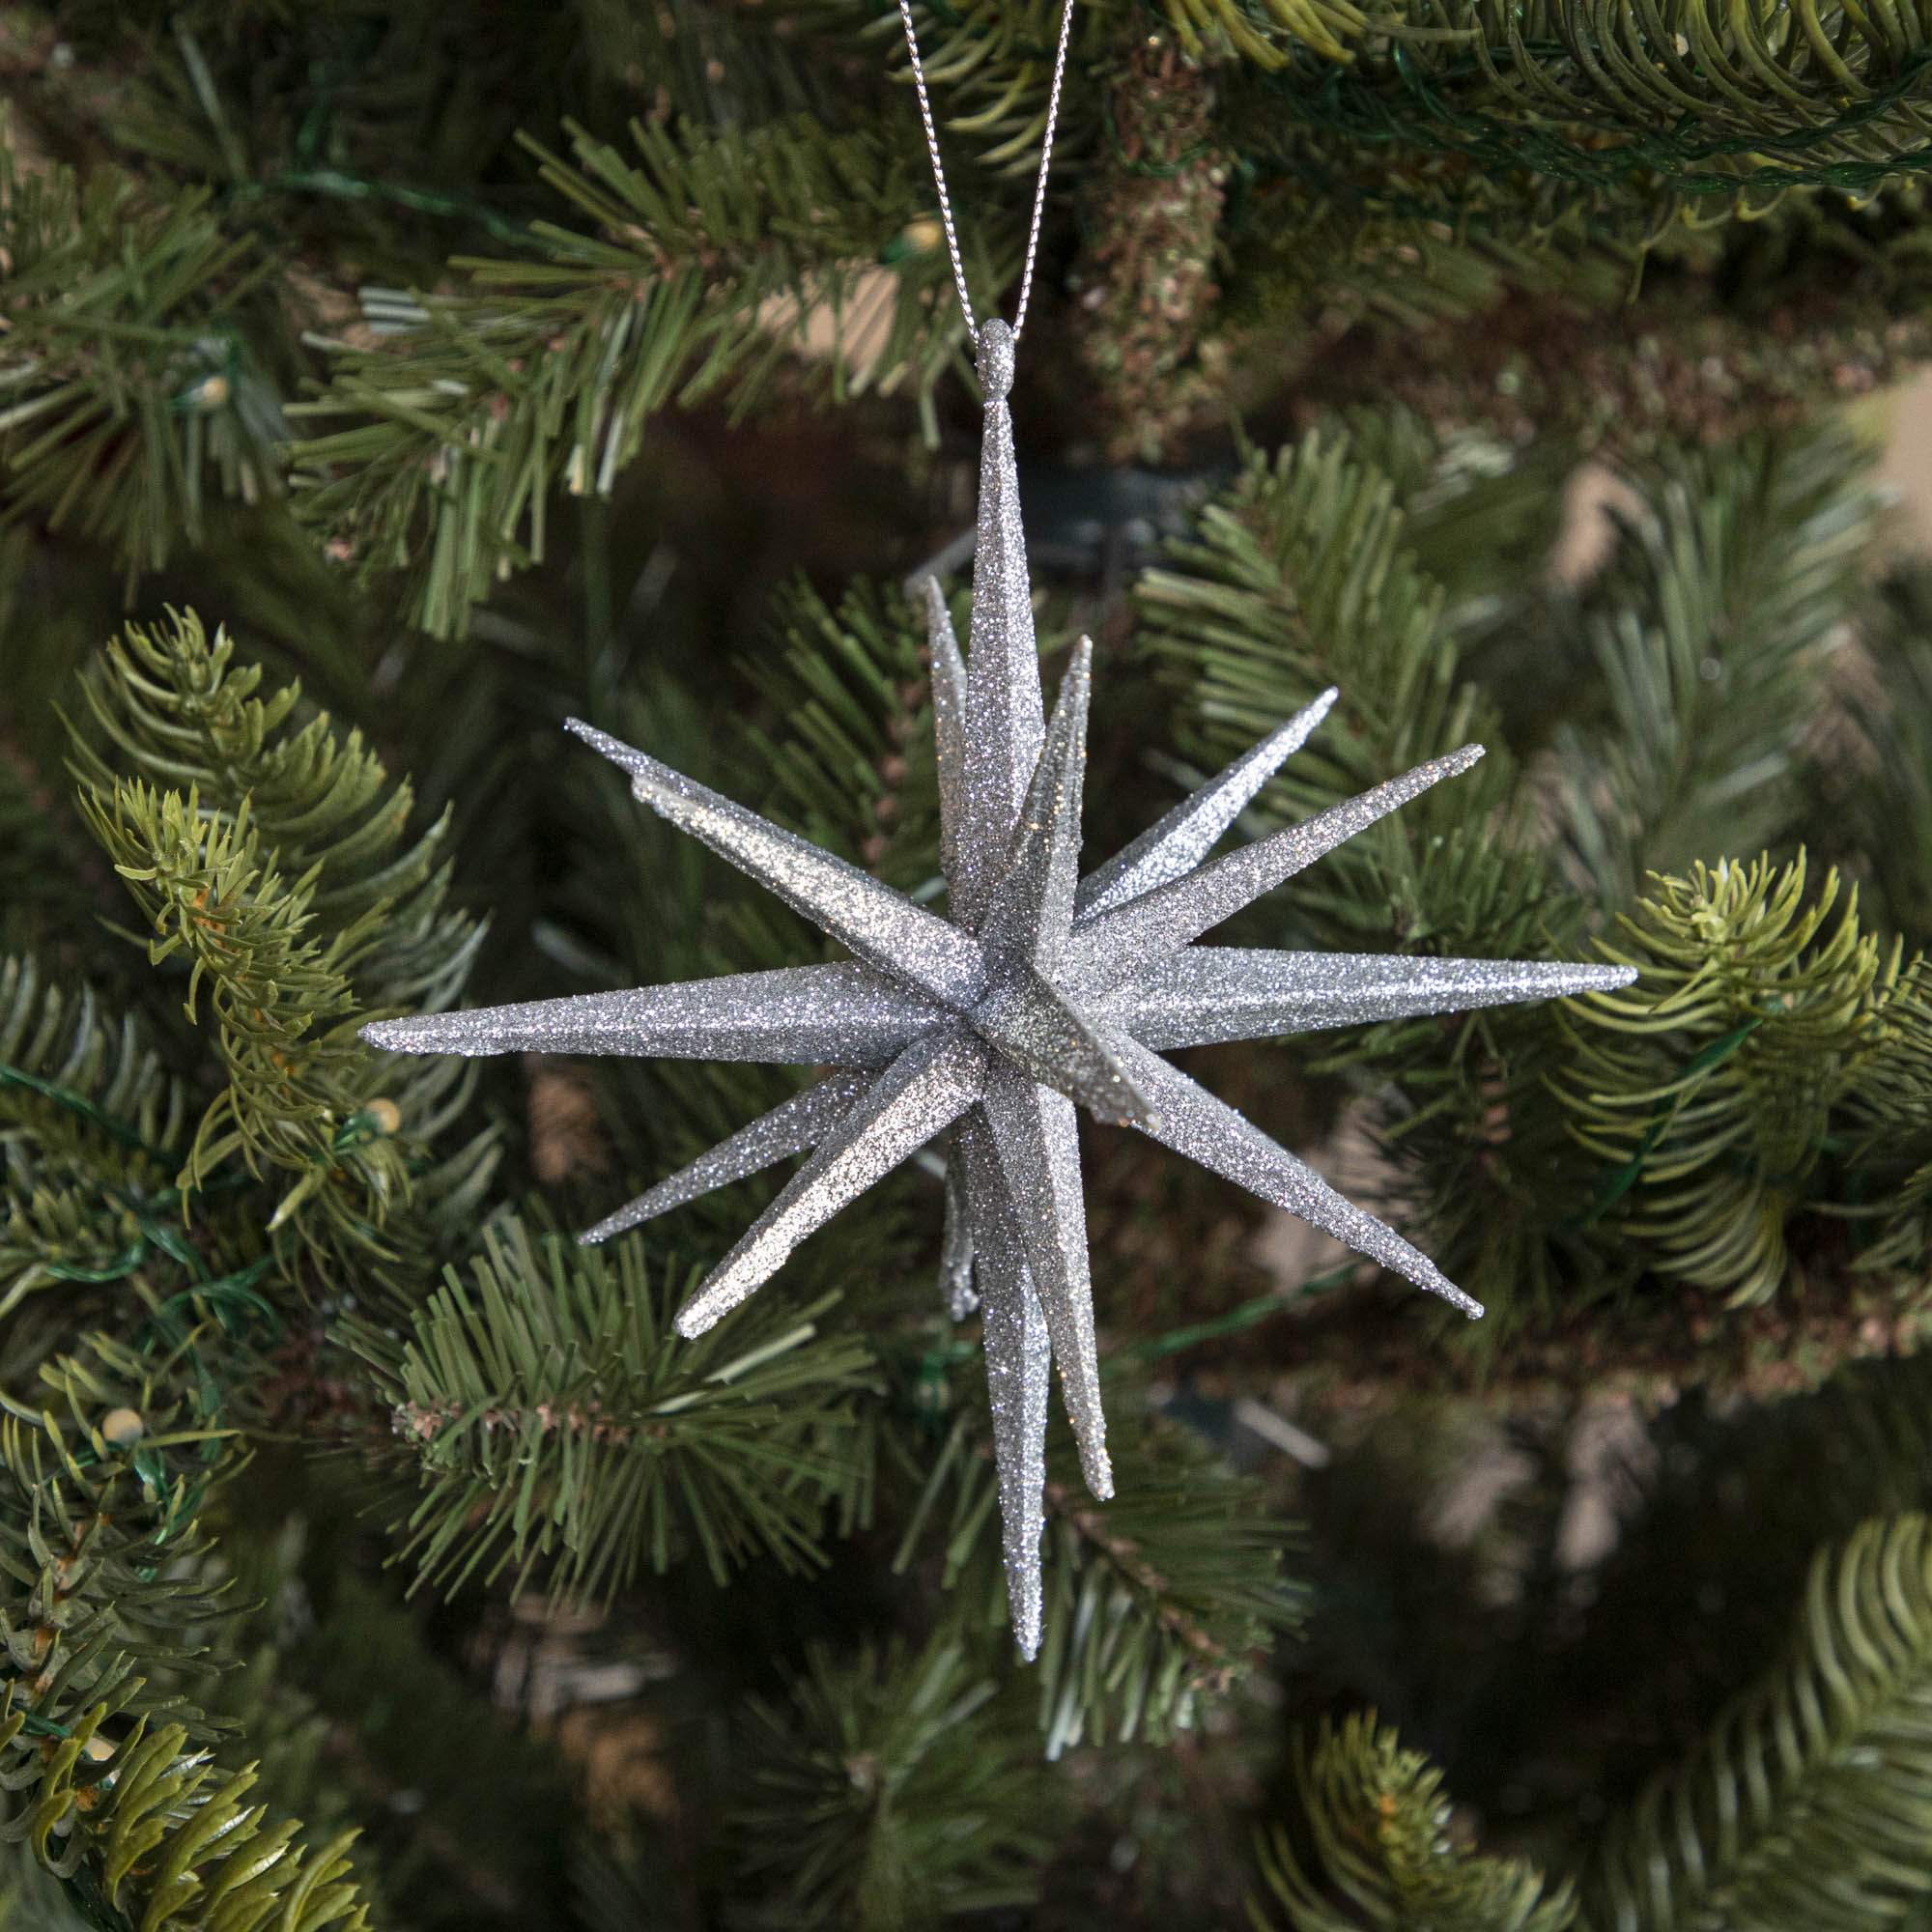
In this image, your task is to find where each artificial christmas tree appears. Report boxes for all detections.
[14,2,1932,1927]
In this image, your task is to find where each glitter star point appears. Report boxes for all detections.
[362,333,1635,1655]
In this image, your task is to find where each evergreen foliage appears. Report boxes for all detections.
[0,127,284,585]
[0,953,186,1327]
[1254,1514,1932,1929]
[895,1370,1302,1759]
[1582,1513,1932,1931]
[1245,0,1932,203]
[15,0,1932,1920]
[745,580,943,895]
[0,1335,377,1932]
[291,116,951,639]
[66,608,494,1294]
[382,1218,879,1600]
[1548,430,1877,900]
[1558,855,1911,1304]
[1133,419,1600,1321]
[1249,1711,1576,1931]
[723,1634,1060,1930]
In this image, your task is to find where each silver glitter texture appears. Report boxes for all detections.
[363,354,1636,1658]
[580,1069,870,1244]
[1074,688,1336,920]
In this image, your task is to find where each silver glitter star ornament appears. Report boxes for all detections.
[363,319,1635,1657]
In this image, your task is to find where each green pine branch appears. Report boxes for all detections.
[746,579,945,897]
[234,1569,577,1928]
[1539,1351,1932,1818]
[379,1217,880,1602]
[1550,429,1877,901]
[0,1335,377,1932]
[1031,1412,1303,1758]
[67,608,495,1293]
[1832,560,1932,948]
[723,1632,1062,1932]
[0,953,191,1327]
[1208,0,1932,327]
[52,9,560,248]
[1,1335,232,1745]
[290,114,962,639]
[0,120,285,584]
[1581,1512,1932,1931]
[1249,1711,1576,1932]
[1840,974,1932,1272]
[3,1703,370,1932]
[1243,0,1932,203]
[1132,416,1557,960]
[1131,414,1616,1321]
[1136,419,1484,811]
[838,0,1106,163]
[1256,1502,1932,1932]
[895,1363,1302,1756]
[1556,853,1910,1305]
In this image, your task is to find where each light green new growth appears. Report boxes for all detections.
[67,609,494,1284]
[1249,1710,1577,1931]
[0,1338,375,1932]
[1559,854,1911,1305]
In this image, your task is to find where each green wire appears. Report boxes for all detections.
[0,1062,177,1167]
[1573,1017,1767,1227]
[1136,1262,1362,1360]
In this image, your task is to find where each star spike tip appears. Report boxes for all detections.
[1048,637,1094,721]
[1243,685,1338,767]
[1097,1094,1160,1132]
[360,1015,423,1049]
[673,1300,724,1341]
[564,716,659,781]
[1264,684,1339,753]
[1013,1612,1041,1662]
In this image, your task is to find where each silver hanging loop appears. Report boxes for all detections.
[895,0,1076,350]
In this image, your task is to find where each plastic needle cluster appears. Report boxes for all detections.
[363,319,1634,1655]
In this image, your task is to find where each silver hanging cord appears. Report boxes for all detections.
[895,0,1075,347]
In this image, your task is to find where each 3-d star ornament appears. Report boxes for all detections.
[363,319,1635,1658]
